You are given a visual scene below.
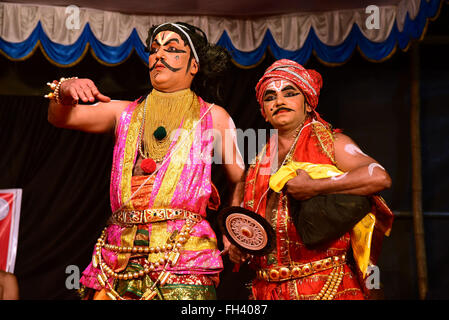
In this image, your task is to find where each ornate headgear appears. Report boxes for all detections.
[255,59,325,123]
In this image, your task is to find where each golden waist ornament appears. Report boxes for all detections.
[256,254,346,282]
[256,254,347,300]
[111,208,202,225]
[93,212,200,300]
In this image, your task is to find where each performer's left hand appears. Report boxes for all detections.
[221,235,250,264]
[284,169,317,200]
[221,235,232,256]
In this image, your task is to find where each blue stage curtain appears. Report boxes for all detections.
[0,0,442,67]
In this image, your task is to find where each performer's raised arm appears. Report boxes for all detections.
[47,77,128,133]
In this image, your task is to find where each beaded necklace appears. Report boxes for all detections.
[138,89,198,173]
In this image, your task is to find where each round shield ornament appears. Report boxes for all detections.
[218,206,275,255]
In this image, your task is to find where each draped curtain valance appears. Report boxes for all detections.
[0,0,442,67]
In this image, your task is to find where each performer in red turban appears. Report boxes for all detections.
[227,59,394,300]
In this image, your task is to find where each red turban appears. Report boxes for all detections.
[255,59,326,124]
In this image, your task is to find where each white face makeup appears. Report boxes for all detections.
[368,163,385,176]
[344,144,368,157]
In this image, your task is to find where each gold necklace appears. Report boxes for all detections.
[138,89,198,164]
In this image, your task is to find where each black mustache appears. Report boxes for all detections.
[273,107,294,116]
[149,59,182,72]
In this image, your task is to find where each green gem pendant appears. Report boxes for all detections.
[153,126,167,140]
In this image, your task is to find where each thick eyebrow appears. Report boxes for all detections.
[281,85,299,92]
[263,85,299,98]
[165,38,180,45]
[154,38,180,46]
[263,89,276,98]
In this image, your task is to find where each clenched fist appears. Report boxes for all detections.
[284,169,318,200]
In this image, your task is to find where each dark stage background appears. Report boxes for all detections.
[1,7,448,300]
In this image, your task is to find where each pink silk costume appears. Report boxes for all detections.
[79,94,223,299]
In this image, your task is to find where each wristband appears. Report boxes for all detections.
[45,77,78,104]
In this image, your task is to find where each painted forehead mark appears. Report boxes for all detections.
[368,163,385,176]
[155,31,175,46]
[344,144,368,157]
[266,80,288,93]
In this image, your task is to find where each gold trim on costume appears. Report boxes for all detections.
[351,213,376,277]
[184,236,217,251]
[112,208,202,224]
[121,100,145,210]
[256,254,346,282]
[311,121,336,164]
[116,225,138,272]
[148,221,170,263]
[151,94,200,208]
[145,221,218,263]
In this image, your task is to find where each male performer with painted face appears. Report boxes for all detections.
[227,59,393,300]
[47,22,245,300]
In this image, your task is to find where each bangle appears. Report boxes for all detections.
[45,77,78,104]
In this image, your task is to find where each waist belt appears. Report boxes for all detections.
[256,254,346,282]
[111,208,202,224]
